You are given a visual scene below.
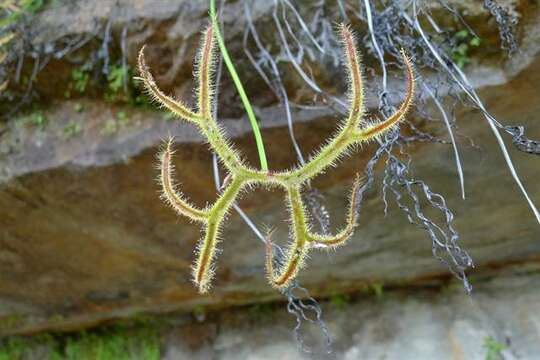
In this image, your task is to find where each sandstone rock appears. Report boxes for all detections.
[5,265,539,359]
[0,0,539,338]
[162,266,540,359]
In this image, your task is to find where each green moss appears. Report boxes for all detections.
[116,111,129,125]
[101,119,118,135]
[484,336,506,360]
[104,63,150,109]
[0,334,59,360]
[63,122,82,138]
[99,110,132,135]
[0,325,161,360]
[248,303,274,317]
[31,111,47,128]
[68,66,91,96]
[107,65,128,94]
[60,327,160,360]
[329,293,351,310]
[451,30,481,68]
[13,109,48,129]
[0,337,27,360]
[74,103,84,113]
[0,0,47,28]
[370,283,384,299]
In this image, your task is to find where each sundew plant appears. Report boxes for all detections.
[134,0,539,353]
[138,23,415,293]
[1,0,537,354]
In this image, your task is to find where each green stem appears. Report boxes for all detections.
[209,0,269,171]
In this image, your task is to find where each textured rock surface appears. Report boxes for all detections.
[4,265,539,359]
[1,54,539,337]
[3,0,539,103]
[161,267,540,360]
[0,0,539,343]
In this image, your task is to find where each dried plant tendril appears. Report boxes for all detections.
[483,0,519,56]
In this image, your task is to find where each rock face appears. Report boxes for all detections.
[161,267,540,360]
[4,264,540,359]
[0,0,539,344]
